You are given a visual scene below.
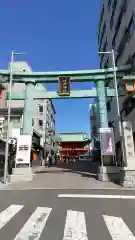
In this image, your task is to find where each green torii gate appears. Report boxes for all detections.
[0,64,131,136]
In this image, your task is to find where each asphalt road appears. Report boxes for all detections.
[0,189,135,239]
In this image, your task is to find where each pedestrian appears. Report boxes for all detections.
[46,153,49,167]
[46,152,51,167]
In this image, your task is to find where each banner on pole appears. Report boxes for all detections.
[122,121,135,158]
[15,135,32,165]
[99,128,115,156]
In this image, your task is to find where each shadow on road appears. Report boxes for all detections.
[35,161,99,180]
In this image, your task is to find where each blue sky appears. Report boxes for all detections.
[0,0,100,135]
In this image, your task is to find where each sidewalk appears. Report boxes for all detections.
[2,164,121,190]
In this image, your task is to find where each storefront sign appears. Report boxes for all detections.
[123,121,135,159]
[58,76,71,96]
[15,135,32,165]
[99,128,115,156]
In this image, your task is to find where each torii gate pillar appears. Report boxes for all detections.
[95,80,116,181]
[10,81,35,183]
[22,80,35,135]
[96,80,108,128]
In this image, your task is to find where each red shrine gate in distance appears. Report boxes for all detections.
[58,132,90,163]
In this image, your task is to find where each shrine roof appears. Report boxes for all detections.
[59,132,90,142]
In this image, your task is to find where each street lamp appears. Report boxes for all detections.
[4,51,25,184]
[99,49,125,164]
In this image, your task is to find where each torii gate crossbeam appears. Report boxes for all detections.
[0,64,132,135]
[7,88,116,100]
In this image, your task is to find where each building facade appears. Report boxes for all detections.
[98,0,135,162]
[0,61,56,159]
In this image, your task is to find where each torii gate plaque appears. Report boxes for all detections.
[58,76,71,96]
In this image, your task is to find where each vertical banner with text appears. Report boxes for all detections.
[99,128,115,156]
[15,135,32,165]
[122,122,135,168]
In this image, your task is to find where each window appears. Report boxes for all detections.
[132,53,135,68]
[117,28,129,59]
[46,122,49,129]
[0,120,4,127]
[100,23,106,44]
[100,61,102,69]
[114,0,128,39]
[110,0,118,29]
[107,101,111,112]
[50,117,55,129]
[38,105,43,116]
[115,54,119,66]
[108,0,112,11]
[100,5,104,26]
[39,120,43,127]
[112,34,116,48]
[98,5,105,41]
[128,13,135,39]
[46,108,49,116]
[51,139,55,147]
[117,13,135,62]
[127,53,135,70]
[100,39,108,67]
[38,105,43,113]
[46,136,50,144]
[104,58,109,69]
[100,53,104,67]
[46,114,50,123]
[126,56,132,65]
[99,43,102,52]
[32,119,34,126]
[121,0,128,13]
[51,113,55,121]
[102,38,107,52]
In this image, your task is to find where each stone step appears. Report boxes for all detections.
[12,167,32,175]
[9,167,34,183]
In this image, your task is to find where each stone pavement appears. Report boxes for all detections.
[2,163,121,190]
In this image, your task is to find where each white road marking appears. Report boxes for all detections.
[14,207,52,240]
[0,205,23,229]
[103,215,135,239]
[58,194,135,199]
[3,187,135,190]
[63,210,88,240]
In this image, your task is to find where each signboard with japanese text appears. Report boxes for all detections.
[15,135,32,165]
[99,128,115,156]
[123,122,135,161]
[58,76,71,96]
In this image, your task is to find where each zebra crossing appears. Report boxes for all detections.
[0,204,134,239]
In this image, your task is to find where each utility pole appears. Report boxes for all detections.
[42,100,47,166]
[4,51,25,184]
[99,49,125,164]
[111,49,125,163]
[4,51,14,184]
